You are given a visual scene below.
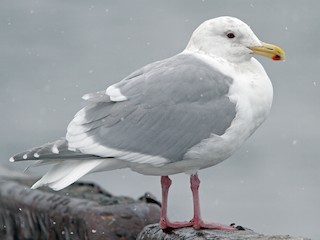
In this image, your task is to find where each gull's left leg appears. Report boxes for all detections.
[190,174,236,230]
[159,176,193,229]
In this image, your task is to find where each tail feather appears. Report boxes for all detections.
[31,159,104,190]
[10,138,98,162]
[11,138,129,191]
[31,158,127,190]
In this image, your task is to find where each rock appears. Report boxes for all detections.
[0,165,160,240]
[137,224,311,240]
[0,166,311,240]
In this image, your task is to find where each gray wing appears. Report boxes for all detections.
[66,53,236,164]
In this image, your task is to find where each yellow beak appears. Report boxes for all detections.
[248,42,286,61]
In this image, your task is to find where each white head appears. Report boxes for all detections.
[186,16,285,63]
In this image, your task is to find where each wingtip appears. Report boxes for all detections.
[31,181,40,189]
[82,93,90,100]
[51,145,60,154]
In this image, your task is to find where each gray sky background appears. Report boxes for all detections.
[1,1,319,239]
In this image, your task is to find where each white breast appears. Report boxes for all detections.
[181,57,273,170]
[228,58,273,138]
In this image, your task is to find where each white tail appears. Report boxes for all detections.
[31,160,104,190]
[31,158,128,191]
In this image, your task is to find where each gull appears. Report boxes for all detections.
[10,16,285,230]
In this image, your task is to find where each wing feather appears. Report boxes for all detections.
[67,53,236,164]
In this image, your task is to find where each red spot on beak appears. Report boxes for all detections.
[272,55,281,61]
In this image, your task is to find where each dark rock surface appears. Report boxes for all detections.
[0,165,160,240]
[0,166,311,240]
[137,224,311,240]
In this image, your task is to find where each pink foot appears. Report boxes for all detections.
[159,175,237,231]
[192,219,236,230]
[190,174,236,230]
[159,218,193,229]
[160,217,236,230]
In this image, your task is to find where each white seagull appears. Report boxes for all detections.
[10,16,285,230]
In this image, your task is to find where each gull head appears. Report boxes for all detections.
[186,16,285,63]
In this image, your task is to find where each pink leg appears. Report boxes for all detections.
[159,176,193,229]
[190,174,236,230]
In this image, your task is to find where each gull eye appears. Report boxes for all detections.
[226,32,235,39]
